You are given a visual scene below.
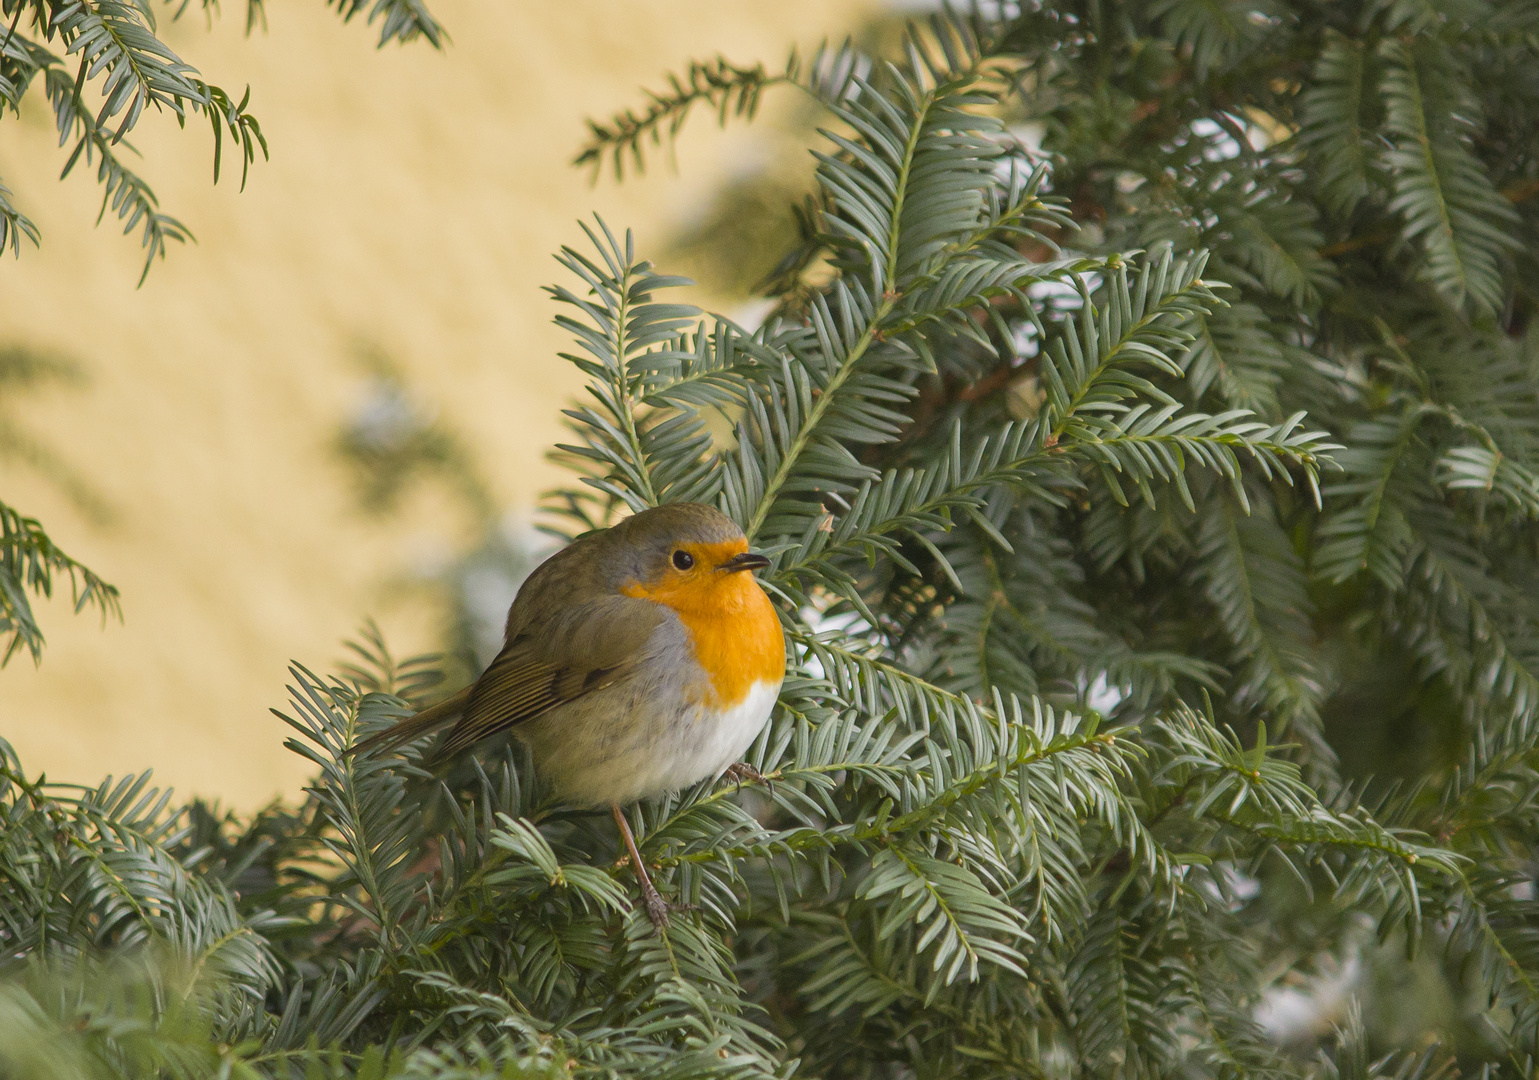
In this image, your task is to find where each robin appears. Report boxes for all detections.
[347,502,786,927]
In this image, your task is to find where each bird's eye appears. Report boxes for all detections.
[672,550,694,571]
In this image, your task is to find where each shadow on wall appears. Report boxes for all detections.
[333,343,541,691]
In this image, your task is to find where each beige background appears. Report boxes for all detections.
[0,2,866,808]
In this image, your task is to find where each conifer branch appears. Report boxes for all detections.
[0,498,119,665]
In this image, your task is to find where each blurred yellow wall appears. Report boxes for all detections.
[0,1,867,809]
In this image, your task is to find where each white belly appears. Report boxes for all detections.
[661,679,782,789]
[523,678,781,806]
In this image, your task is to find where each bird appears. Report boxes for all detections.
[347,502,786,928]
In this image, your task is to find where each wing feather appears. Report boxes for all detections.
[430,595,666,761]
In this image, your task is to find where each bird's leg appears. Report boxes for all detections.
[611,802,670,930]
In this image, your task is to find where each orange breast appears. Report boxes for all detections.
[621,544,785,709]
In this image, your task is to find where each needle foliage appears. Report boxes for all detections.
[0,0,444,281]
[0,0,443,664]
[5,3,1539,1078]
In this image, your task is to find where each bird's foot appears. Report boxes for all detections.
[721,762,765,788]
[642,882,673,930]
[629,871,694,931]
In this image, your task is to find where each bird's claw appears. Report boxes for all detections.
[644,887,672,929]
[722,762,765,787]
[636,883,694,931]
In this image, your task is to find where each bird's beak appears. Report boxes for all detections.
[719,551,771,573]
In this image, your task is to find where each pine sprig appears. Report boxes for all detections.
[324,0,445,48]
[0,497,119,665]
[1379,38,1519,317]
[0,0,436,276]
[0,174,38,255]
[574,55,793,182]
[44,65,195,282]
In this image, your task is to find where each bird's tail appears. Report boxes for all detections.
[344,686,472,758]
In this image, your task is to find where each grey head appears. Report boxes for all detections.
[599,502,761,590]
[503,503,765,642]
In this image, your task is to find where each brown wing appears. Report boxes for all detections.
[429,594,667,762]
[344,685,473,758]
